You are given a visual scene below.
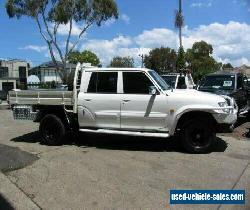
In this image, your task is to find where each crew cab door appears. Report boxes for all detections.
[120,72,168,131]
[77,71,121,129]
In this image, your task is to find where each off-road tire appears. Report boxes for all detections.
[180,118,216,154]
[39,114,66,146]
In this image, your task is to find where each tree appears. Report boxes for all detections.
[68,50,101,66]
[175,0,184,48]
[109,56,134,68]
[186,41,221,82]
[6,0,118,84]
[176,46,186,70]
[144,47,177,74]
[222,63,233,70]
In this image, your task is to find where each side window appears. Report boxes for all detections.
[177,76,187,89]
[87,72,98,92]
[237,76,243,89]
[87,72,118,93]
[123,72,153,94]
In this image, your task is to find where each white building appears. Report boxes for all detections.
[0,59,29,99]
[29,61,76,83]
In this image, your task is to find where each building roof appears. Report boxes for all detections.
[30,61,77,71]
[0,59,28,63]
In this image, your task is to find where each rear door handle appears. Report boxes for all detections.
[84,99,92,101]
[122,99,130,102]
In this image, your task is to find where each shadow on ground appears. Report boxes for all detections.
[11,131,228,153]
[229,116,250,140]
[0,193,14,210]
[11,131,42,144]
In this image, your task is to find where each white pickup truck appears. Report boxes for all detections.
[9,64,238,153]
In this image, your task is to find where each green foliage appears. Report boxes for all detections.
[6,0,118,25]
[176,46,186,70]
[186,41,221,82]
[191,41,213,58]
[144,47,177,74]
[109,56,134,68]
[222,63,233,69]
[175,0,184,48]
[68,50,101,66]
[175,10,184,29]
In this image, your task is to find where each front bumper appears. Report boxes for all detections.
[212,111,238,125]
[212,108,238,133]
[213,95,238,126]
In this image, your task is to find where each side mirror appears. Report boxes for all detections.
[149,86,157,95]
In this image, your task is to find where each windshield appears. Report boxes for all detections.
[148,71,170,90]
[199,75,235,90]
[162,75,177,88]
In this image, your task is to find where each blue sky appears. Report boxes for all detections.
[0,0,250,67]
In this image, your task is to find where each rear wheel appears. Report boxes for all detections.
[39,114,66,146]
[180,118,216,153]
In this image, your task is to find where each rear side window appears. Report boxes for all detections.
[87,72,118,93]
[123,72,153,94]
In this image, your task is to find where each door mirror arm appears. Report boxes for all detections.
[149,86,158,95]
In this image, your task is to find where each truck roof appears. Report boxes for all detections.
[207,71,242,76]
[83,67,151,72]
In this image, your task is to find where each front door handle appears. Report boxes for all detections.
[122,99,131,102]
[84,99,92,101]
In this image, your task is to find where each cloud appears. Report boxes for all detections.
[57,21,82,36]
[233,0,250,11]
[190,0,213,8]
[135,28,178,49]
[52,14,130,35]
[20,44,62,61]
[80,21,250,67]
[19,45,47,53]
[103,13,130,27]
[182,21,250,65]
[23,21,250,67]
[120,14,130,24]
[82,36,146,65]
[103,18,117,27]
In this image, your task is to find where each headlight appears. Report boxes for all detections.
[218,101,230,113]
[218,102,226,107]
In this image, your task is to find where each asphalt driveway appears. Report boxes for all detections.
[0,108,249,209]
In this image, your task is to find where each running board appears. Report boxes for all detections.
[79,129,170,138]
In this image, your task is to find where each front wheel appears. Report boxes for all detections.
[39,114,66,146]
[180,118,216,153]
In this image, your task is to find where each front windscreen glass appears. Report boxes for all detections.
[148,71,170,90]
[199,75,235,90]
